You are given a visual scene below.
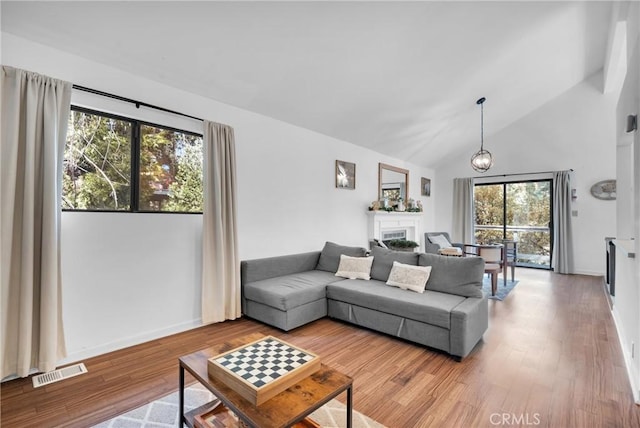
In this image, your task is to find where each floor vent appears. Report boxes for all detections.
[32,363,87,388]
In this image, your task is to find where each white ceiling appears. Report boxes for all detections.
[1,1,612,168]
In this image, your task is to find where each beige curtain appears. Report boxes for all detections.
[1,66,71,378]
[552,170,575,274]
[201,121,241,324]
[452,177,474,244]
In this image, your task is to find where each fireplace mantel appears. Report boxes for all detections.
[367,211,423,252]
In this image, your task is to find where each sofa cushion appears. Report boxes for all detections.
[386,261,432,293]
[418,253,484,298]
[326,279,466,329]
[369,246,419,281]
[335,255,374,280]
[316,241,368,273]
[243,270,339,311]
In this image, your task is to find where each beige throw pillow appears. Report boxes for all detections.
[335,255,374,280]
[386,261,432,293]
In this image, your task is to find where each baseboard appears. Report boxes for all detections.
[611,307,640,404]
[58,318,203,366]
[573,269,605,276]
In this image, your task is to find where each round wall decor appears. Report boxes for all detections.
[590,179,616,200]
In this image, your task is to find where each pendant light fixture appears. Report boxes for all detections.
[471,97,493,173]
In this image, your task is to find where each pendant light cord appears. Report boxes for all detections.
[477,97,486,151]
[480,102,484,150]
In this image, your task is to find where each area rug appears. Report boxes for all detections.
[482,276,519,301]
[92,383,385,428]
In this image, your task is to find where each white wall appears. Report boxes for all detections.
[434,73,617,276]
[612,0,640,403]
[60,212,203,359]
[2,33,435,363]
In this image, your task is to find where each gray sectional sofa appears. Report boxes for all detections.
[241,242,488,359]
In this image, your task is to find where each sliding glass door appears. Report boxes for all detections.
[474,180,553,269]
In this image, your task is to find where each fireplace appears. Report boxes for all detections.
[380,229,407,247]
[367,211,423,252]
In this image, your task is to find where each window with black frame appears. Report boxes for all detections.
[63,107,203,213]
[474,180,553,269]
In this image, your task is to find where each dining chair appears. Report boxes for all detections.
[478,245,506,286]
[478,246,503,265]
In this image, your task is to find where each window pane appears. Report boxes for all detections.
[139,125,203,212]
[474,181,552,269]
[474,184,504,244]
[63,110,132,210]
[506,182,551,267]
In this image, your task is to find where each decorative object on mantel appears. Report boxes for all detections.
[368,199,422,212]
[380,197,389,209]
[335,160,355,189]
[389,239,419,252]
[471,97,493,173]
[421,177,431,196]
[590,179,616,200]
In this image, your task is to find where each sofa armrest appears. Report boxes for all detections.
[449,296,489,358]
[241,251,321,284]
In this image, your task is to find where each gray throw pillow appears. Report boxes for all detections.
[369,246,419,281]
[316,241,367,273]
[418,253,484,298]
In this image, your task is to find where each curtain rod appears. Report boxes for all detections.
[474,169,573,180]
[72,84,204,122]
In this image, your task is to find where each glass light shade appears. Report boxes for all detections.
[471,149,493,173]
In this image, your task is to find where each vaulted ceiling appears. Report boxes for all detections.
[1,1,613,168]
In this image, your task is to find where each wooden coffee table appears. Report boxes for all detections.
[179,333,353,428]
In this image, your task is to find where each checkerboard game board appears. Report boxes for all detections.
[214,337,315,388]
[208,336,321,405]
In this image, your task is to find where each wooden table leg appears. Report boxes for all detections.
[503,262,507,286]
[503,246,507,286]
[492,271,498,296]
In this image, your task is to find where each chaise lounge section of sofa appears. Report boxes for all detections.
[241,242,488,359]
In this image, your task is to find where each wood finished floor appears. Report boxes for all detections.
[1,269,639,428]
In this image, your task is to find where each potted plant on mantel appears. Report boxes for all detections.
[388,239,419,252]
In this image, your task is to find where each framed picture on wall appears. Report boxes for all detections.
[421,177,431,197]
[335,160,356,189]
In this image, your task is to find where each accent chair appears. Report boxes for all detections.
[424,232,463,254]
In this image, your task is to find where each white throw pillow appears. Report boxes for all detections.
[386,261,432,293]
[429,234,452,249]
[335,255,374,280]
